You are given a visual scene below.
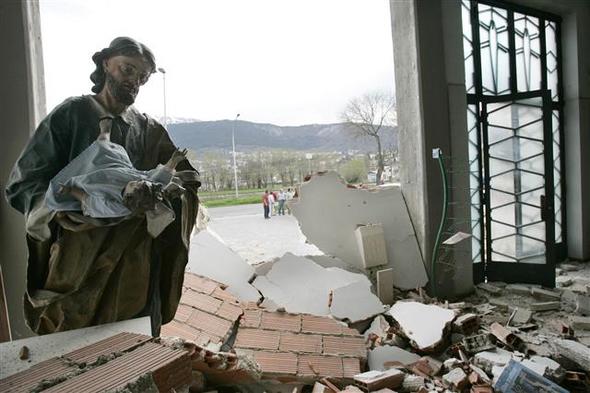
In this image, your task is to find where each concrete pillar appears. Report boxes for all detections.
[0,0,45,339]
[390,0,473,298]
[562,8,590,261]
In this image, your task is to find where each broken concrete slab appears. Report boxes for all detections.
[187,229,261,303]
[553,339,590,372]
[330,281,385,323]
[252,253,379,322]
[506,284,531,296]
[532,287,562,301]
[388,301,455,351]
[570,315,590,330]
[473,348,514,374]
[291,172,428,290]
[368,345,420,371]
[509,308,533,325]
[477,283,503,296]
[530,301,561,311]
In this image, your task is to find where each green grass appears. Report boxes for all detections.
[202,194,261,208]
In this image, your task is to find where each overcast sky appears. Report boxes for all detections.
[40,0,395,126]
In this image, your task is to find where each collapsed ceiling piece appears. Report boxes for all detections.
[252,253,384,323]
[388,301,455,351]
[291,172,428,290]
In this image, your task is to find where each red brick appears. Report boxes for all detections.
[188,309,233,338]
[212,286,241,304]
[298,355,343,378]
[161,320,201,342]
[341,326,361,336]
[279,332,322,353]
[234,328,280,350]
[252,351,298,375]
[217,302,243,321]
[342,358,362,378]
[323,336,366,357]
[241,309,262,328]
[181,289,222,314]
[260,312,301,332]
[174,303,194,323]
[183,273,219,295]
[301,315,344,335]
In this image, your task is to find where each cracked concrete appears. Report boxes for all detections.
[291,172,428,290]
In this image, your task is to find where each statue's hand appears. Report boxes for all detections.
[168,148,188,168]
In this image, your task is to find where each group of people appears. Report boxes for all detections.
[262,188,295,219]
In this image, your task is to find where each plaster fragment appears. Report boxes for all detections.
[388,301,455,351]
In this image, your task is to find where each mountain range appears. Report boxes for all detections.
[167,119,398,153]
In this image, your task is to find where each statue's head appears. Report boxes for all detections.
[90,37,156,105]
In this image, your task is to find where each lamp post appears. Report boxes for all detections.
[157,67,167,128]
[232,113,241,198]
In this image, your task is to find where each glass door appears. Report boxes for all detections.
[481,90,555,286]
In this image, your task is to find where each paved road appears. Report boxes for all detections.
[199,203,323,265]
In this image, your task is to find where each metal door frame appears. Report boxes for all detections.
[480,90,555,286]
[463,0,565,286]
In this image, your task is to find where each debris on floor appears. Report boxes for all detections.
[0,333,192,393]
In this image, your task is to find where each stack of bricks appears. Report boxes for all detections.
[161,272,244,350]
[0,333,192,393]
[233,310,366,381]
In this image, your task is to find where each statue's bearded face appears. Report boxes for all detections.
[103,55,152,106]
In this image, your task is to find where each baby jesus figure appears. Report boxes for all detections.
[45,117,188,235]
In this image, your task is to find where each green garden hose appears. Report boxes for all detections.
[431,148,448,298]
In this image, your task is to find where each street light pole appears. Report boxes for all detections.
[232,113,241,198]
[157,67,167,128]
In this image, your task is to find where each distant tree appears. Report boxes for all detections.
[341,92,396,185]
[339,159,368,184]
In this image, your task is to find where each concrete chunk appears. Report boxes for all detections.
[531,287,561,301]
[553,339,590,372]
[252,253,373,317]
[354,369,405,391]
[576,294,590,315]
[376,268,395,305]
[330,281,385,323]
[510,308,533,325]
[473,349,513,374]
[388,301,455,351]
[477,283,502,295]
[368,345,420,371]
[570,315,590,330]
[505,284,531,296]
[443,368,468,390]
